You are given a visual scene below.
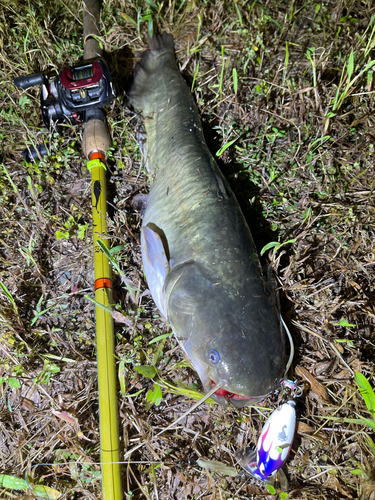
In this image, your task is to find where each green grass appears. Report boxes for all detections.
[1,0,375,498]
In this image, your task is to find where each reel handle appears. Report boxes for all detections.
[14,72,45,90]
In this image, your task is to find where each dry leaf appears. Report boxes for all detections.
[333,369,351,380]
[295,365,330,403]
[112,310,132,326]
[297,421,328,443]
[297,421,315,434]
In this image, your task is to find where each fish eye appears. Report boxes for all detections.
[208,350,220,364]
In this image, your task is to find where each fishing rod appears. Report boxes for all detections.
[82,1,123,499]
[14,1,123,498]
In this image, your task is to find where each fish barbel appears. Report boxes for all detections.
[128,33,286,407]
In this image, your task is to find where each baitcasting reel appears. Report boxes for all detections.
[14,58,115,161]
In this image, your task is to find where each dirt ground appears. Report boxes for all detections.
[1,0,375,498]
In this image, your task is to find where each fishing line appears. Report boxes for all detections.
[124,381,224,459]
[22,383,225,489]
[280,315,294,377]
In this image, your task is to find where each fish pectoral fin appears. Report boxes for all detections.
[142,224,170,281]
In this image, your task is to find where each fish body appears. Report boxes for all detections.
[129,33,285,407]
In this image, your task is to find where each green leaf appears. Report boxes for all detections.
[126,388,145,398]
[146,384,162,407]
[110,245,126,255]
[157,379,217,404]
[8,377,20,389]
[46,363,60,374]
[260,241,281,255]
[0,281,16,307]
[332,318,356,327]
[347,50,354,80]
[148,333,172,345]
[30,306,55,326]
[219,45,225,99]
[0,474,28,490]
[135,365,157,378]
[355,372,375,416]
[119,360,126,396]
[353,417,375,431]
[280,493,288,500]
[30,484,62,499]
[366,435,375,457]
[148,18,154,38]
[42,354,76,363]
[145,0,157,8]
[310,135,331,149]
[267,484,276,494]
[232,68,238,94]
[235,2,243,26]
[120,12,137,26]
[97,239,122,275]
[97,239,139,301]
[55,230,67,240]
[84,294,113,314]
[350,469,364,475]
[260,238,297,256]
[78,224,87,239]
[216,137,239,157]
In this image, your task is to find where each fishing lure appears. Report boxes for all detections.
[240,401,296,481]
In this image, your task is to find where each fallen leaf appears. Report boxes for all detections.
[297,421,328,443]
[0,474,28,490]
[197,458,238,477]
[31,484,62,499]
[295,365,330,403]
[297,421,315,434]
[52,410,79,427]
[333,369,351,380]
[112,311,132,326]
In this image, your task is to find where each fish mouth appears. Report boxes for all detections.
[181,341,267,407]
[210,380,264,408]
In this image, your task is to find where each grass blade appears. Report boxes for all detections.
[233,67,238,94]
[355,372,375,417]
[347,50,354,80]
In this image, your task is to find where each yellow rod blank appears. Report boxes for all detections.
[89,159,123,500]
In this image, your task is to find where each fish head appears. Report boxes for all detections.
[165,261,286,407]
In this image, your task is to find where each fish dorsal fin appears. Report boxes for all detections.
[141,223,170,317]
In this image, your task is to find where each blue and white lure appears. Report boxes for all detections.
[239,401,296,482]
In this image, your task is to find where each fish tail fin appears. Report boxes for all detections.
[128,32,176,113]
[147,32,174,52]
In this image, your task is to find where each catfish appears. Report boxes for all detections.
[128,33,286,407]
